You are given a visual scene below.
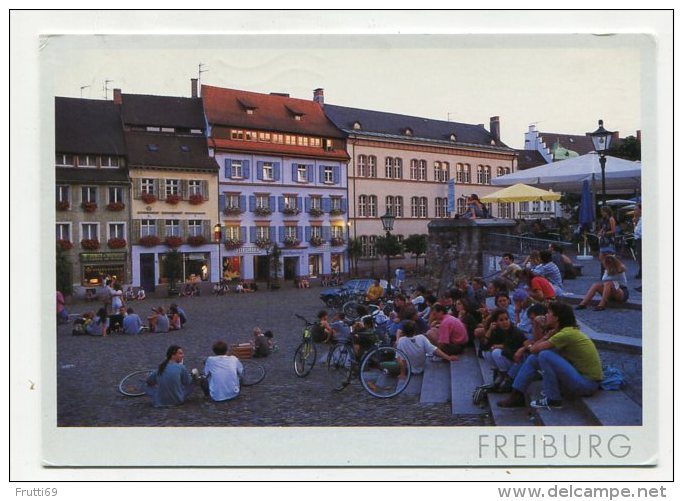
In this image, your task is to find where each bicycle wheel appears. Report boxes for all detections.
[118,369,152,397]
[359,347,412,398]
[342,300,361,321]
[327,343,353,391]
[293,340,317,377]
[241,361,266,386]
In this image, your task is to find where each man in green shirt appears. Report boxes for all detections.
[498,302,603,410]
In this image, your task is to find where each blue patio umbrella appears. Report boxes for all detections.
[578,180,595,230]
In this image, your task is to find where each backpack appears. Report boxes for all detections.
[599,366,625,391]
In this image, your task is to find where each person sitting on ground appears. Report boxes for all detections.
[311,310,334,343]
[168,305,182,331]
[252,327,270,358]
[85,307,110,336]
[575,255,629,311]
[124,286,136,302]
[516,268,556,304]
[536,250,564,296]
[396,320,459,374]
[426,303,468,356]
[146,345,193,407]
[300,276,310,288]
[330,312,352,345]
[108,306,127,333]
[366,278,385,303]
[479,308,528,393]
[352,316,378,359]
[264,330,276,353]
[497,301,603,410]
[498,253,522,290]
[149,306,170,333]
[122,307,144,335]
[197,341,244,402]
[549,243,576,280]
[170,303,188,326]
[136,287,146,301]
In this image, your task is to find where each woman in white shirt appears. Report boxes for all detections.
[395,320,458,375]
[575,255,629,311]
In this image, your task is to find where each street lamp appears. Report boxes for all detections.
[213,223,222,243]
[588,119,614,206]
[380,208,396,296]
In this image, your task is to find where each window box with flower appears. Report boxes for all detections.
[165,194,182,205]
[223,206,242,217]
[283,236,301,248]
[106,202,125,212]
[139,235,161,247]
[107,237,127,249]
[283,207,301,216]
[141,192,157,204]
[81,201,98,213]
[187,235,207,247]
[255,238,272,249]
[309,236,324,247]
[329,208,345,216]
[308,207,324,217]
[189,194,204,205]
[330,236,345,247]
[56,201,70,211]
[165,236,183,248]
[224,238,243,250]
[57,239,73,251]
[80,239,100,250]
[254,206,272,217]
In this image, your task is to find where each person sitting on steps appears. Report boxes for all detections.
[575,255,629,311]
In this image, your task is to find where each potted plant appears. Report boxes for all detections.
[139,235,161,247]
[254,206,272,217]
[330,236,345,247]
[81,201,98,212]
[106,201,125,211]
[187,235,207,247]
[56,239,73,251]
[255,238,272,249]
[80,238,100,250]
[283,236,301,247]
[56,200,70,211]
[283,207,301,216]
[165,235,183,248]
[309,235,324,247]
[224,238,243,250]
[141,192,157,204]
[223,206,242,216]
[329,208,344,216]
[166,194,182,205]
[308,207,324,217]
[189,193,204,205]
[107,237,127,249]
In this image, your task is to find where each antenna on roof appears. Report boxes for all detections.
[80,85,91,98]
[198,63,208,97]
[103,80,114,100]
[447,112,456,122]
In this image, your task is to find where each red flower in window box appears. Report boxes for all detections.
[224,239,243,250]
[56,239,73,251]
[107,237,127,249]
[189,194,205,205]
[81,201,98,213]
[56,200,70,211]
[80,239,100,250]
[187,235,207,247]
[106,202,125,212]
[165,236,184,248]
[139,235,161,247]
[165,194,182,205]
[330,237,345,247]
[223,206,242,216]
[141,192,157,204]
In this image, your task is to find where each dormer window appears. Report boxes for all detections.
[353,122,362,130]
[294,114,302,121]
[180,145,190,152]
[404,128,413,136]
[449,134,457,142]
[147,144,159,152]
[146,126,160,132]
[247,109,254,115]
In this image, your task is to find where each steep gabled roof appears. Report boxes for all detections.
[515,149,548,170]
[537,131,595,156]
[125,132,218,171]
[323,104,511,150]
[121,94,206,129]
[55,97,126,155]
[201,85,345,138]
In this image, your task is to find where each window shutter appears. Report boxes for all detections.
[181,220,189,239]
[239,195,246,212]
[201,180,208,198]
[157,220,165,238]
[296,226,302,242]
[297,196,302,211]
[133,179,142,199]
[305,197,311,212]
[273,162,281,181]
[240,226,247,243]
[249,195,256,212]
[256,161,264,181]
[269,226,276,242]
[181,180,189,200]
[319,165,325,183]
[220,226,226,241]
[218,194,226,212]
[225,158,232,179]
[202,220,211,240]
[157,179,166,200]
[249,226,257,243]
[323,225,331,241]
[269,196,276,211]
[278,196,285,212]
[322,197,331,213]
[307,165,315,183]
[132,220,141,243]
[242,160,250,179]
[333,166,340,184]
[305,226,311,241]
[341,198,347,213]
[291,163,297,182]
[278,226,285,242]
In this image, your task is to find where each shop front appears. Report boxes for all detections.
[79,251,128,296]
[222,256,242,281]
[131,244,220,289]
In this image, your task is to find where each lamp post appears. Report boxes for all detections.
[588,119,614,206]
[213,223,221,243]
[380,208,396,296]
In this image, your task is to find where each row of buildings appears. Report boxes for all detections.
[56,79,569,294]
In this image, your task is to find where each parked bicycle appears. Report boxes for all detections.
[293,313,317,377]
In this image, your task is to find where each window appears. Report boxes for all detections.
[435,197,449,218]
[323,166,334,184]
[56,185,69,203]
[385,157,394,178]
[165,219,180,237]
[330,226,343,239]
[146,126,161,132]
[225,193,241,210]
[434,161,448,182]
[310,196,322,210]
[411,197,428,218]
[108,187,123,204]
[81,186,97,203]
[386,157,402,179]
[226,226,241,240]
[108,223,125,240]
[330,196,343,212]
[360,235,377,258]
[358,195,368,217]
[285,135,296,145]
[188,220,202,237]
[231,160,243,179]
[245,131,256,141]
[310,226,323,239]
[456,163,471,184]
[56,154,74,167]
[419,197,428,218]
[477,165,491,184]
[357,155,366,177]
[498,203,512,218]
[273,134,284,144]
[258,132,271,142]
[231,130,244,140]
[543,201,553,213]
[165,179,180,196]
[141,178,155,195]
[418,160,427,181]
[311,137,321,148]
[395,196,404,217]
[188,180,202,196]
[262,162,274,181]
[284,195,298,210]
[191,129,202,135]
[297,165,308,183]
[255,194,270,209]
[456,197,466,214]
[56,223,70,241]
[368,156,377,178]
[386,196,397,217]
[141,220,156,237]
[368,195,377,217]
[410,159,419,180]
[101,156,119,168]
[497,166,511,177]
[78,155,97,167]
[256,226,270,240]
[81,223,98,240]
[285,226,298,239]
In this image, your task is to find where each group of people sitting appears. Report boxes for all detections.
[73,303,189,336]
[295,276,310,288]
[123,286,147,302]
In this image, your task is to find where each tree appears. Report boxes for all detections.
[269,243,282,289]
[608,135,641,161]
[56,246,73,295]
[346,237,363,276]
[402,234,428,273]
[374,234,403,258]
[163,250,183,296]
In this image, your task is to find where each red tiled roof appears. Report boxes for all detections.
[202,85,346,139]
[210,138,349,161]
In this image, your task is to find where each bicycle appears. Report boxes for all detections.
[326,336,412,399]
[293,314,317,377]
[118,360,265,397]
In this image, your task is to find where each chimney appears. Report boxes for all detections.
[612,131,619,142]
[113,88,122,104]
[636,130,641,142]
[313,88,324,107]
[490,116,500,144]
[191,78,198,98]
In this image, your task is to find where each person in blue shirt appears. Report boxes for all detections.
[146,345,194,407]
[122,307,143,334]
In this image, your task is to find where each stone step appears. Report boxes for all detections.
[450,349,485,415]
[403,373,423,397]
[526,381,599,426]
[419,358,451,403]
[579,389,642,426]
